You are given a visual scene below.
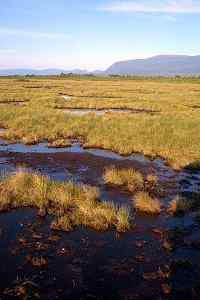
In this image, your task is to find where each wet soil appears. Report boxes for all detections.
[0,143,200,299]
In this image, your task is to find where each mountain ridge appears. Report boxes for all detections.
[105,55,200,76]
[1,55,200,76]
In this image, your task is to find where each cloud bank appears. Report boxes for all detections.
[102,0,200,14]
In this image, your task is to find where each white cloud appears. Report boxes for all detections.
[0,27,71,40]
[102,0,200,14]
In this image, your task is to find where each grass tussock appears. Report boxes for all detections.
[103,166,144,192]
[103,167,158,194]
[116,206,131,232]
[134,191,161,214]
[0,170,132,232]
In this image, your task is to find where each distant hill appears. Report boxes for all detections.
[2,55,200,77]
[106,55,200,76]
[0,68,90,76]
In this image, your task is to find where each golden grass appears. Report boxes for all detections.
[116,206,131,232]
[0,170,132,232]
[103,167,159,195]
[103,166,144,192]
[1,76,200,168]
[134,192,161,214]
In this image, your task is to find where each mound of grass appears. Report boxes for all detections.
[134,192,161,214]
[103,166,144,192]
[0,170,132,232]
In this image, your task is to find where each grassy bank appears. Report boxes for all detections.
[0,170,131,232]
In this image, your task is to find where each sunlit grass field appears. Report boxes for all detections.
[0,169,131,232]
[0,75,200,168]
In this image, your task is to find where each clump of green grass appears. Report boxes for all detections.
[134,192,161,214]
[103,166,144,192]
[168,196,192,215]
[48,138,71,148]
[0,170,132,232]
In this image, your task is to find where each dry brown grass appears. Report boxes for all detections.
[134,192,161,214]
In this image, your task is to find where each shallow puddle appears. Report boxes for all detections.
[61,108,157,116]
[0,138,194,191]
[0,138,199,196]
[62,95,72,100]
[0,140,161,164]
[0,141,176,180]
[63,108,137,116]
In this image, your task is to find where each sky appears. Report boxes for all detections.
[1,0,200,70]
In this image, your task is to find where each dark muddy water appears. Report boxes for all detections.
[0,140,200,299]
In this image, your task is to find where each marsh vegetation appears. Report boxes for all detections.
[0,76,200,168]
[0,170,131,232]
[0,76,200,298]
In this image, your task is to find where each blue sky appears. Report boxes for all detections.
[1,0,200,70]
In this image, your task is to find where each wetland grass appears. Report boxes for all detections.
[134,192,161,214]
[1,76,200,168]
[116,206,131,232]
[103,167,158,194]
[0,170,131,232]
[103,166,144,192]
